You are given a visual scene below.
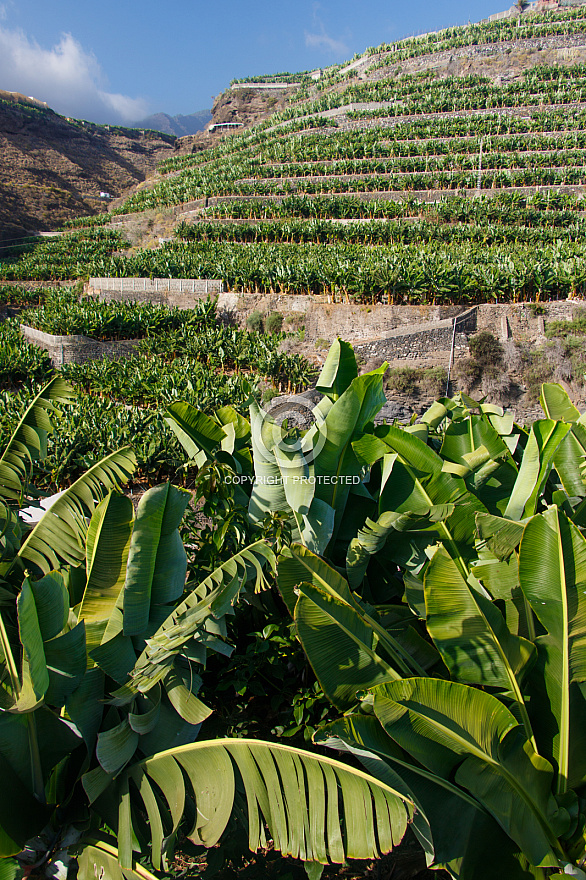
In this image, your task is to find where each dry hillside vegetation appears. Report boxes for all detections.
[0,98,177,240]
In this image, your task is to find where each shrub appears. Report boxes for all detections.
[523,348,554,400]
[458,331,504,389]
[246,309,264,332]
[546,312,586,339]
[468,331,504,369]
[284,313,305,331]
[421,366,448,397]
[265,311,284,334]
[386,366,420,395]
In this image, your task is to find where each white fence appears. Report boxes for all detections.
[88,277,224,294]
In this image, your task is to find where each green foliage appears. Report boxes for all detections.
[523,349,555,401]
[547,313,586,339]
[265,311,283,334]
[467,330,504,368]
[459,330,504,388]
[0,229,126,281]
[246,309,264,332]
[0,375,414,878]
[21,296,216,340]
[0,285,49,307]
[0,321,53,389]
[386,366,419,395]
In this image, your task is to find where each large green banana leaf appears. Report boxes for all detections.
[295,583,404,710]
[279,545,423,709]
[376,431,487,575]
[123,482,189,636]
[373,678,561,869]
[13,447,136,576]
[315,338,358,401]
[317,715,539,880]
[164,401,227,467]
[79,493,134,625]
[505,420,571,521]
[346,505,455,589]
[248,402,334,553]
[110,738,412,871]
[440,412,515,470]
[248,400,293,522]
[540,384,581,424]
[0,376,73,504]
[424,545,536,744]
[519,506,586,792]
[554,423,586,499]
[312,366,387,539]
[0,708,81,853]
[77,837,159,880]
[17,571,85,707]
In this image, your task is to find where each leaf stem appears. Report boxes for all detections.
[27,712,45,803]
[0,611,20,697]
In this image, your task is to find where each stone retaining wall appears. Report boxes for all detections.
[19,324,141,366]
[20,291,586,370]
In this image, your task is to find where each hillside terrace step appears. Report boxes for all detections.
[266,99,586,136]
[235,165,586,187]
[174,183,586,217]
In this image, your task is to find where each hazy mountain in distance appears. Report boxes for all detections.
[132,109,212,136]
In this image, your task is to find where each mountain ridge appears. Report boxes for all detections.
[132,109,212,137]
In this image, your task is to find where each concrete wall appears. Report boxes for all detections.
[19,324,140,367]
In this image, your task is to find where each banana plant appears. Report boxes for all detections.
[0,376,417,879]
[273,380,586,878]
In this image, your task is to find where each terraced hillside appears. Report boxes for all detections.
[7,3,586,308]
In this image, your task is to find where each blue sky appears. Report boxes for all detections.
[0,0,506,123]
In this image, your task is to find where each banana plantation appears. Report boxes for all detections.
[6,3,586,878]
[3,341,586,879]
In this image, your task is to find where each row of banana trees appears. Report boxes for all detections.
[247,148,586,177]
[252,131,586,164]
[4,343,586,878]
[20,297,215,340]
[99,239,586,303]
[175,217,586,247]
[231,167,586,195]
[0,231,126,282]
[203,192,583,223]
[366,11,586,63]
[0,322,53,390]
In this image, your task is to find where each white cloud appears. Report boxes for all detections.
[305,30,349,55]
[0,26,149,123]
[304,4,349,57]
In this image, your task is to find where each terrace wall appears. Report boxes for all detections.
[19,324,140,366]
[21,279,586,369]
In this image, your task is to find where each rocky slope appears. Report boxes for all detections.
[0,96,181,241]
